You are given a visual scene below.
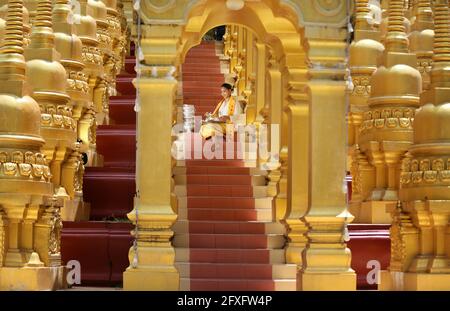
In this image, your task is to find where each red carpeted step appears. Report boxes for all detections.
[186,208,270,222]
[109,95,136,125]
[186,263,274,279]
[124,57,136,74]
[183,221,272,234]
[188,279,275,291]
[185,175,257,185]
[185,166,253,175]
[61,221,133,286]
[83,167,135,220]
[96,125,136,167]
[187,249,273,264]
[184,159,249,167]
[348,224,390,290]
[187,197,270,209]
[186,185,254,197]
[116,76,135,95]
[186,233,274,248]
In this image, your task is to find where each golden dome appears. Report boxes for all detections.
[414,102,450,144]
[0,94,42,138]
[349,39,385,68]
[54,32,83,63]
[87,0,108,21]
[370,64,422,100]
[409,29,434,53]
[26,59,68,94]
[75,14,97,42]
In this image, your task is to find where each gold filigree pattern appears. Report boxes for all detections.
[359,107,415,133]
[67,71,89,94]
[401,156,450,186]
[82,46,103,66]
[351,74,372,96]
[0,150,51,181]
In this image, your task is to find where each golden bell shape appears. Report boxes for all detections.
[370,64,422,101]
[350,39,385,68]
[0,93,42,138]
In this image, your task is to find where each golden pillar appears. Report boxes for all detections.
[254,41,266,124]
[359,0,422,223]
[123,24,180,291]
[284,66,309,267]
[0,0,63,290]
[381,0,450,290]
[297,29,356,290]
[348,0,385,221]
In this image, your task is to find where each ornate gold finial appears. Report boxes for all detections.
[386,0,409,53]
[355,0,374,31]
[0,0,24,55]
[0,0,26,95]
[432,0,450,85]
[415,0,433,28]
[28,0,53,49]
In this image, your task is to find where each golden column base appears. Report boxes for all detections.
[0,266,65,291]
[380,270,450,291]
[358,201,393,224]
[123,267,179,291]
[297,272,356,291]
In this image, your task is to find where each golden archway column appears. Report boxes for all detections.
[123,24,180,291]
[263,47,282,212]
[359,0,422,224]
[297,28,356,290]
[283,66,309,267]
[253,40,266,124]
[381,0,450,291]
[348,0,384,222]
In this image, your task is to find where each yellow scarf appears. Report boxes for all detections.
[212,97,235,117]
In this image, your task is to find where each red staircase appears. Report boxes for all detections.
[182,42,224,117]
[173,137,297,290]
[61,49,136,286]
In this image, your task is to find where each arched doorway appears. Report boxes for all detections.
[124,0,354,291]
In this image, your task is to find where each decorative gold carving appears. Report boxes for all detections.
[389,202,419,272]
[0,150,51,181]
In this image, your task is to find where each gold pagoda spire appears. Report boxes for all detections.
[355,0,374,31]
[388,0,450,290]
[386,0,409,53]
[431,0,450,87]
[0,0,25,89]
[28,0,53,49]
[1,0,23,54]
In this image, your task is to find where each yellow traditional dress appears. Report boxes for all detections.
[200,96,241,138]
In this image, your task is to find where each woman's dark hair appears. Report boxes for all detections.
[221,83,233,90]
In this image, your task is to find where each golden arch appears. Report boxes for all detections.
[179,0,306,65]
[126,0,354,291]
